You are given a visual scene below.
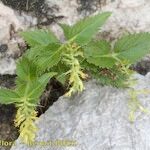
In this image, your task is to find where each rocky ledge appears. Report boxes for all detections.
[11,73,150,150]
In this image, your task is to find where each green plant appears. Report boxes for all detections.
[0,57,56,144]
[22,17,150,91]
[1,12,150,144]
[22,12,112,96]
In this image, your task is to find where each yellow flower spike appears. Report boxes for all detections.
[15,102,38,144]
[63,42,86,97]
[79,71,88,79]
[65,87,75,97]
[19,111,38,144]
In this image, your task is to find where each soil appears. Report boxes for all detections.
[37,79,65,116]
[0,75,18,150]
[132,60,150,75]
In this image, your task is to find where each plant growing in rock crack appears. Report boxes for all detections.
[0,57,56,144]
[1,11,150,144]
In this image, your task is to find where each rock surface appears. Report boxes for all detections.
[0,2,21,43]
[11,73,150,150]
[98,0,150,40]
[0,2,22,74]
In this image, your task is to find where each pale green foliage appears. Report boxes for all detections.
[21,12,112,95]
[60,12,111,45]
[34,44,62,72]
[0,57,56,144]
[0,89,20,104]
[21,29,59,46]
[84,40,117,68]
[114,33,150,63]
[1,12,150,144]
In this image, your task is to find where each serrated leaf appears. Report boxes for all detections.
[25,45,46,60]
[87,57,116,68]
[16,56,37,82]
[16,72,56,103]
[27,72,57,101]
[84,40,111,57]
[52,62,69,84]
[21,29,59,47]
[63,12,111,45]
[75,12,111,45]
[35,44,62,72]
[0,88,20,104]
[114,33,150,63]
[84,40,116,68]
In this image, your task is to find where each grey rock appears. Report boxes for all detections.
[0,58,16,75]
[0,3,23,75]
[11,73,150,150]
[0,2,22,43]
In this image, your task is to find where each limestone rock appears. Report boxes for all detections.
[0,2,23,74]
[0,2,22,43]
[0,58,16,75]
[100,0,150,40]
[119,0,145,8]
[11,73,150,150]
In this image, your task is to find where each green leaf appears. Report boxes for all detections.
[114,33,150,63]
[84,40,116,68]
[0,88,20,104]
[25,45,46,60]
[63,12,111,45]
[87,57,116,68]
[34,44,62,72]
[52,62,69,84]
[21,29,59,47]
[16,72,57,103]
[59,23,72,40]
[27,72,57,101]
[84,40,111,57]
[16,56,37,82]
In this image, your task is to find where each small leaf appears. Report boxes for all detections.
[84,40,116,68]
[38,72,57,84]
[0,88,20,104]
[25,45,46,60]
[21,29,59,47]
[87,57,116,68]
[114,33,150,63]
[66,12,111,45]
[27,72,57,101]
[84,40,111,57]
[35,44,62,72]
[16,56,37,82]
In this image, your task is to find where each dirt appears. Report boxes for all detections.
[37,79,65,116]
[0,75,18,150]
[132,60,150,75]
